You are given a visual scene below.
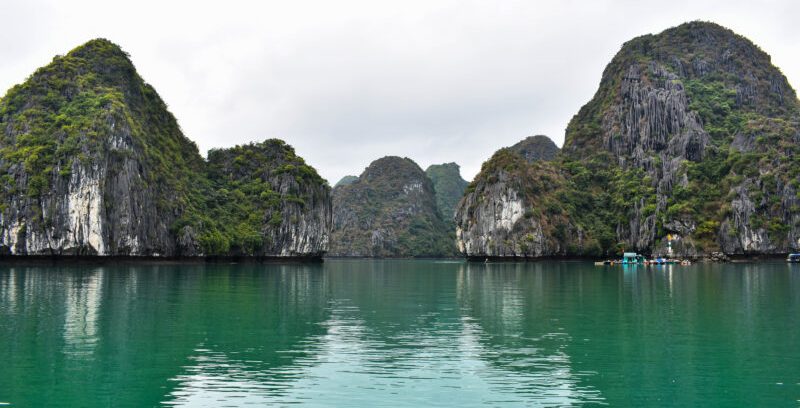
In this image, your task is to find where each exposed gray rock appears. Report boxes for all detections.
[457,22,800,259]
[455,170,551,257]
[0,113,181,256]
[605,63,709,165]
[331,156,454,257]
[707,251,730,262]
[0,39,332,258]
[454,140,575,258]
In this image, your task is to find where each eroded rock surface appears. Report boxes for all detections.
[457,22,800,258]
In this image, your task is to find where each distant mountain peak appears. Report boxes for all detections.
[331,156,455,257]
[425,162,468,220]
[510,135,559,163]
[334,175,359,188]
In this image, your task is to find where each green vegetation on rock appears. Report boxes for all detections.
[458,21,800,258]
[508,135,560,163]
[425,163,468,221]
[0,39,204,201]
[334,175,358,188]
[187,139,329,255]
[0,39,330,256]
[331,157,455,257]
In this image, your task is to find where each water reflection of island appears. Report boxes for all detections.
[1,261,798,406]
[456,262,606,405]
[0,264,331,407]
[169,260,608,406]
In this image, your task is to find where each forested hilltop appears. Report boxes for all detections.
[425,162,468,221]
[457,22,800,258]
[0,39,330,257]
[330,157,456,257]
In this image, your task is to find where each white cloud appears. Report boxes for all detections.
[0,0,798,184]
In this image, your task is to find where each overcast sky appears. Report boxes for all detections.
[1,0,798,184]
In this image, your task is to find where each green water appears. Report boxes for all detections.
[1,260,799,407]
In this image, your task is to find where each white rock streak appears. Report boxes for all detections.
[66,165,105,254]
[494,192,523,231]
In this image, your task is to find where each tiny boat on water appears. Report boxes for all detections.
[787,253,800,263]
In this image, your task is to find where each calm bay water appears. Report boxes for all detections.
[0,259,799,407]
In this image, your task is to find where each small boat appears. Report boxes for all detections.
[787,253,800,263]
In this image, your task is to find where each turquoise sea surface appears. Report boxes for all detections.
[1,259,799,406]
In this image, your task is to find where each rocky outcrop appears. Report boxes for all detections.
[457,21,800,258]
[707,251,730,262]
[0,39,331,257]
[455,141,574,258]
[0,39,203,256]
[569,21,800,256]
[455,171,546,257]
[330,156,455,257]
[509,135,559,163]
[205,140,331,257]
[604,63,709,164]
[596,60,712,253]
[0,127,181,256]
[425,162,468,220]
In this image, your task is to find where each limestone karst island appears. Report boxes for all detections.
[2,13,800,408]
[2,22,797,261]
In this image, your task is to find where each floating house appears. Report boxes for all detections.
[622,252,645,264]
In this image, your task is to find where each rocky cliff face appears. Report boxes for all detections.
[0,39,203,256]
[0,39,331,257]
[330,156,455,257]
[425,162,468,220]
[457,22,800,258]
[455,137,570,257]
[202,140,331,257]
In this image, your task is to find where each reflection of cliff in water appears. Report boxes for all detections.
[456,261,800,406]
[178,260,482,406]
[456,262,606,405]
[588,262,800,406]
[159,263,331,406]
[170,260,610,406]
[0,263,331,407]
[277,260,606,406]
[3,260,798,406]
